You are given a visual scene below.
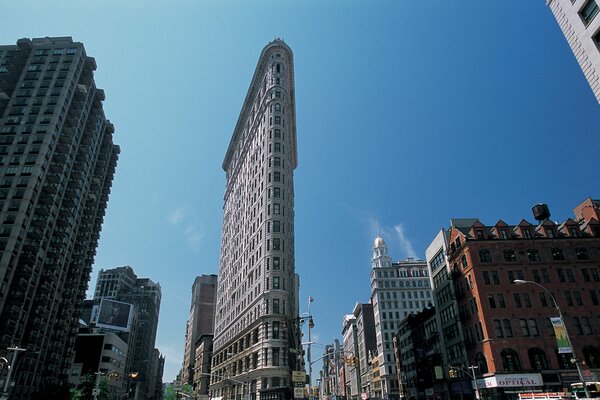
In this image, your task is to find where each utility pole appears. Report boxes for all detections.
[1,346,26,400]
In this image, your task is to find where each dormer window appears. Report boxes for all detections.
[500,229,508,239]
[476,230,484,240]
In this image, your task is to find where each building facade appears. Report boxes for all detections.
[94,266,163,400]
[342,314,360,400]
[370,237,433,399]
[353,303,377,398]
[211,39,300,400]
[394,307,443,400]
[183,275,218,386]
[447,199,600,399]
[194,335,214,400]
[0,36,119,399]
[425,227,470,400]
[547,0,600,103]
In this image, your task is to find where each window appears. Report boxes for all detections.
[539,292,548,307]
[529,319,539,336]
[527,249,541,261]
[272,321,280,339]
[488,295,497,309]
[576,248,590,260]
[503,249,517,262]
[580,0,600,25]
[272,348,279,366]
[479,250,492,263]
[566,269,575,283]
[520,319,530,336]
[514,293,522,308]
[476,229,484,239]
[501,349,521,371]
[494,319,504,338]
[274,142,281,152]
[273,277,280,289]
[273,203,280,214]
[590,290,599,306]
[557,268,565,282]
[533,269,541,283]
[483,271,491,284]
[492,271,500,284]
[565,291,573,306]
[273,220,281,232]
[461,254,468,269]
[498,294,506,308]
[551,248,565,261]
[574,291,583,306]
[523,293,532,308]
[500,229,508,239]
[272,238,280,250]
[273,187,281,198]
[529,348,549,370]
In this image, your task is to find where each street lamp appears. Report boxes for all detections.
[449,364,480,400]
[513,279,591,399]
[1,345,26,400]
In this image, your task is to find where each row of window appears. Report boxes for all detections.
[477,246,590,264]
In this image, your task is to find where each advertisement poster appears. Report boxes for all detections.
[96,299,134,332]
[550,317,572,354]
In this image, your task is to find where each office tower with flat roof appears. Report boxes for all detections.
[182,274,218,385]
[94,266,162,400]
[211,39,300,400]
[0,36,119,399]
[370,237,432,400]
[547,0,600,103]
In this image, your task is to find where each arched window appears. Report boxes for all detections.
[501,349,521,371]
[274,103,281,112]
[583,346,600,368]
[476,352,488,374]
[528,348,549,370]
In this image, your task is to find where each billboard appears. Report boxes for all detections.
[96,299,134,332]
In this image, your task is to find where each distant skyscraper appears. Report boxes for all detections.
[370,237,432,400]
[547,0,600,103]
[182,274,217,385]
[0,37,119,399]
[211,39,300,400]
[94,266,162,400]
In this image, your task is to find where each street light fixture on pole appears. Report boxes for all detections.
[1,345,26,400]
[513,279,591,399]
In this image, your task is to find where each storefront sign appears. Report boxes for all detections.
[476,373,543,388]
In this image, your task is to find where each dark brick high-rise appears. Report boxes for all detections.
[0,37,119,398]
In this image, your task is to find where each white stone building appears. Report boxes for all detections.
[370,237,432,400]
[547,0,600,103]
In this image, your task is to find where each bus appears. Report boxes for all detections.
[571,382,600,399]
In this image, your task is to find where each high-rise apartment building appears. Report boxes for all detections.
[211,39,300,400]
[0,37,119,399]
[370,237,432,400]
[547,0,600,103]
[94,266,162,400]
[182,274,217,385]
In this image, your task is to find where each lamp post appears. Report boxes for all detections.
[1,346,26,400]
[513,279,591,399]
[308,296,315,398]
[449,364,480,400]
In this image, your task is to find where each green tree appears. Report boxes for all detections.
[164,384,177,400]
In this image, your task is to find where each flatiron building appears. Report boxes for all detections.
[211,39,301,400]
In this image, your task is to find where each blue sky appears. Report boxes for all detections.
[2,0,599,383]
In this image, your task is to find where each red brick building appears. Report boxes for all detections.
[447,198,600,399]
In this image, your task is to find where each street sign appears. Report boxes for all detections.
[292,371,306,383]
[294,387,305,398]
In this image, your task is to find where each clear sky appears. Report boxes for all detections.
[2,0,599,384]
